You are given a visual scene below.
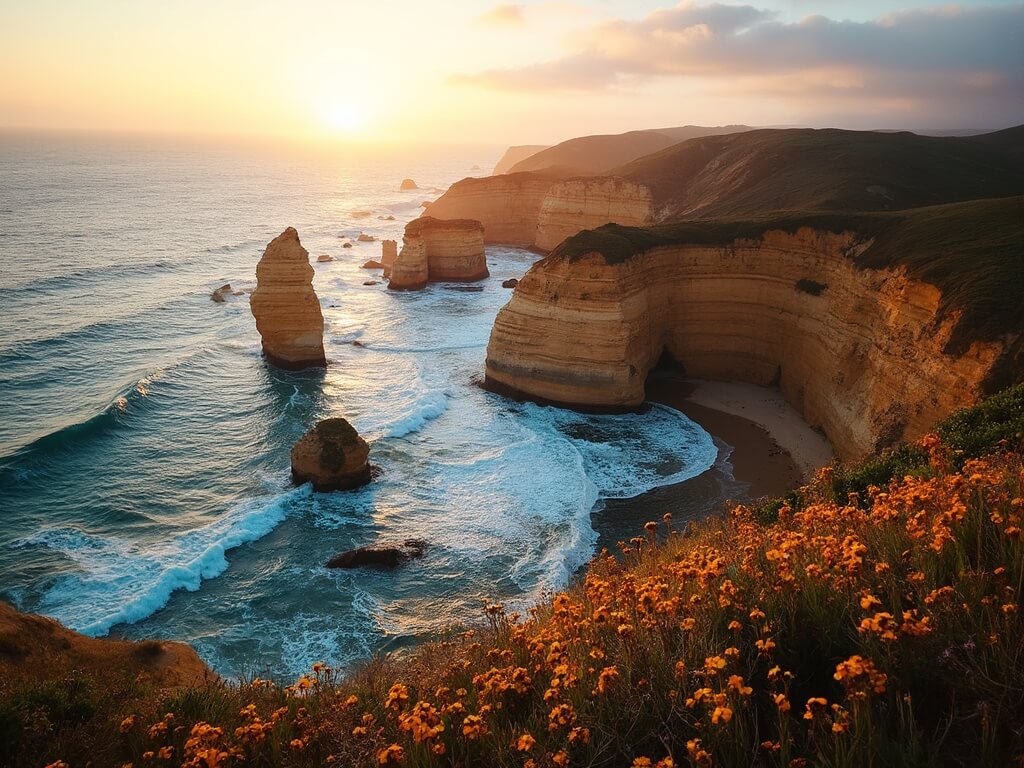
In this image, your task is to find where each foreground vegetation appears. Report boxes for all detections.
[4,386,1023,768]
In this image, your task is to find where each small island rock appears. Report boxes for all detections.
[317,254,333,263]
[400,179,418,191]
[502,278,519,289]
[326,539,427,569]
[357,233,376,243]
[291,418,371,492]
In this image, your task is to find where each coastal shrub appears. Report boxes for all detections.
[937,382,1024,464]
[15,428,1024,768]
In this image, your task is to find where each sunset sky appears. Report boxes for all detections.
[2,0,1022,146]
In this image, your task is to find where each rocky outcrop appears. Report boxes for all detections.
[210,283,232,302]
[502,278,519,289]
[357,233,376,242]
[400,178,418,191]
[317,254,333,263]
[485,227,1015,462]
[535,178,653,251]
[425,174,560,246]
[0,601,212,688]
[250,228,326,369]
[326,539,427,569]
[388,217,487,290]
[291,418,371,492]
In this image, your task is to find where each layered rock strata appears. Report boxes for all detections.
[425,174,652,251]
[485,228,1012,461]
[534,179,653,251]
[388,217,487,290]
[250,228,326,369]
[291,418,371,491]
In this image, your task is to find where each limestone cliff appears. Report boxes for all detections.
[485,223,1019,462]
[493,145,550,175]
[250,228,326,369]
[534,178,653,252]
[388,217,487,291]
[425,173,654,252]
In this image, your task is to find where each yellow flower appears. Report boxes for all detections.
[516,733,536,752]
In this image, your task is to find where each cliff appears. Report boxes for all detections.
[534,178,653,252]
[249,227,326,369]
[388,217,487,290]
[492,144,550,175]
[425,173,559,247]
[425,127,1024,254]
[485,199,1024,461]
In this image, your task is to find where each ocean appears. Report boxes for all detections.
[0,133,723,679]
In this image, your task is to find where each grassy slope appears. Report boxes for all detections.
[610,126,1024,218]
[506,126,753,176]
[5,387,1023,768]
[548,196,1024,345]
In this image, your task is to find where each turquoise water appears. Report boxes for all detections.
[0,134,720,678]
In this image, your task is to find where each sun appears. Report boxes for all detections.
[325,103,365,134]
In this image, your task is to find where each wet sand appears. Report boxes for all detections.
[591,375,833,550]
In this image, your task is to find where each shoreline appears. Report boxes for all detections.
[592,376,833,549]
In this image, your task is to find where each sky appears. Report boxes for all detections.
[1,0,1022,147]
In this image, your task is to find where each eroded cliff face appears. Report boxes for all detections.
[485,229,1010,461]
[426,174,654,251]
[388,217,488,290]
[535,179,653,252]
[425,174,555,246]
[250,227,326,369]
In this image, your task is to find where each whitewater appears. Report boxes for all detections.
[0,134,719,678]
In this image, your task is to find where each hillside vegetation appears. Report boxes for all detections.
[5,385,1024,768]
[506,126,752,176]
[610,126,1024,219]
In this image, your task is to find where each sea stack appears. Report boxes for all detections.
[388,217,487,291]
[291,418,371,492]
[400,178,418,190]
[381,240,398,276]
[250,228,326,369]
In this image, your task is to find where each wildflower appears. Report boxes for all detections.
[773,693,791,712]
[516,733,536,752]
[462,714,488,739]
[711,705,733,724]
[727,675,753,695]
[119,715,138,733]
[553,751,570,766]
[377,744,404,766]
[384,683,409,712]
[804,697,828,720]
[568,726,590,744]
[157,747,173,760]
[633,759,653,767]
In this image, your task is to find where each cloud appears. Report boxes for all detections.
[454,1,1024,121]
[478,4,527,25]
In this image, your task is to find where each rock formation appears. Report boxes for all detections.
[534,178,653,251]
[388,217,487,291]
[291,418,371,492]
[400,178,419,190]
[425,173,651,250]
[250,228,326,369]
[317,254,333,262]
[0,601,212,689]
[485,218,1020,462]
[210,283,232,302]
[361,260,385,269]
[381,240,398,275]
[326,539,427,569]
[502,278,519,288]
[357,233,376,242]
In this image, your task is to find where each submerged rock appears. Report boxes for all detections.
[357,233,376,243]
[502,278,519,289]
[291,418,371,492]
[343,242,353,248]
[361,260,385,270]
[326,539,427,569]
[363,280,378,286]
[400,178,419,191]
[317,254,333,263]
[249,228,326,370]
[210,283,232,302]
